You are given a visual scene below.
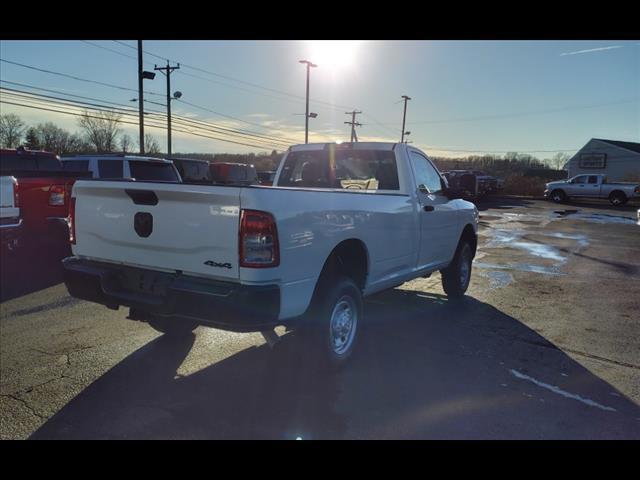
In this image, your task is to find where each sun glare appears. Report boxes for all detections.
[308,41,362,71]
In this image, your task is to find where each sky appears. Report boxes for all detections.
[0,40,638,158]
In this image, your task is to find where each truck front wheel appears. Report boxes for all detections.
[302,276,362,370]
[550,189,566,203]
[441,240,473,299]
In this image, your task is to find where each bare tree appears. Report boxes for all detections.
[77,110,122,153]
[550,152,570,171]
[142,133,162,155]
[119,134,133,153]
[0,113,26,148]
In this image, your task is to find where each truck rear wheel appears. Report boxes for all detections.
[441,240,473,299]
[609,191,627,206]
[302,276,362,370]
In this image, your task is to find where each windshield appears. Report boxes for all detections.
[129,161,180,182]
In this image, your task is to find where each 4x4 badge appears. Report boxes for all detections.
[204,260,232,269]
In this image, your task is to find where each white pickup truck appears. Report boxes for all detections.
[544,174,640,206]
[63,142,479,367]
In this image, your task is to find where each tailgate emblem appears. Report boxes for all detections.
[134,212,153,237]
[204,260,232,269]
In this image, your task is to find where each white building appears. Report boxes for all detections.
[564,138,640,181]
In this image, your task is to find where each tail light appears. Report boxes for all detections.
[13,178,20,207]
[239,209,279,268]
[69,196,77,244]
[49,185,65,206]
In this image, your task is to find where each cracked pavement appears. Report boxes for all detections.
[1,197,639,439]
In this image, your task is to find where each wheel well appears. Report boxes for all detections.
[460,224,477,257]
[318,239,369,292]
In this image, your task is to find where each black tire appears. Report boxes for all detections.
[301,276,363,370]
[609,191,627,206]
[550,189,566,203]
[441,240,473,299]
[147,315,199,336]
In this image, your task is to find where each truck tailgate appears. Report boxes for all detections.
[72,181,241,280]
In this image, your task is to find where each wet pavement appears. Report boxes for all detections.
[1,197,639,439]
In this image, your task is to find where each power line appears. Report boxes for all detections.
[1,91,291,151]
[0,82,294,147]
[112,40,356,111]
[0,98,288,151]
[0,58,165,98]
[0,89,291,150]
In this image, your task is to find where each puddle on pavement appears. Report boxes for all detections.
[474,261,564,276]
[478,269,514,289]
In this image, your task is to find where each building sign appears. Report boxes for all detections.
[579,153,607,169]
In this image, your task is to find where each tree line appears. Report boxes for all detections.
[0,112,161,155]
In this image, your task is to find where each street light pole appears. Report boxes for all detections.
[299,60,317,144]
[154,61,180,156]
[138,40,145,154]
[400,95,411,143]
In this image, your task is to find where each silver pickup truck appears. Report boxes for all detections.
[544,174,640,206]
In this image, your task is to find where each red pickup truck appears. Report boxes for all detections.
[0,147,90,250]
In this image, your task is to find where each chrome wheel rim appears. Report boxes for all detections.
[329,295,357,356]
[612,197,621,205]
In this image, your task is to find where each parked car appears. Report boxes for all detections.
[0,175,21,252]
[209,162,258,185]
[61,154,181,182]
[0,147,90,249]
[257,170,276,186]
[62,142,478,367]
[444,170,502,197]
[170,157,212,183]
[544,174,640,206]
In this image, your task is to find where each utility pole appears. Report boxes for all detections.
[138,40,144,154]
[154,61,180,156]
[400,95,411,143]
[344,110,362,142]
[299,60,317,144]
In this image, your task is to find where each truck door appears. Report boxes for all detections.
[586,175,601,197]
[567,175,588,196]
[408,151,460,269]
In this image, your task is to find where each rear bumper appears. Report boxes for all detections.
[0,218,22,244]
[62,257,281,332]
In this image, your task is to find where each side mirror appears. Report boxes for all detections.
[417,184,430,195]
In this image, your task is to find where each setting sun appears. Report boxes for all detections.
[307,41,362,70]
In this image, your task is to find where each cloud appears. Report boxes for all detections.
[560,45,624,56]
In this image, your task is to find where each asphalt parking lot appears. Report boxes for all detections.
[1,197,639,439]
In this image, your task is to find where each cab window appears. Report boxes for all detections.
[98,160,123,178]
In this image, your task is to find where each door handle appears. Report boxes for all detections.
[423,205,434,212]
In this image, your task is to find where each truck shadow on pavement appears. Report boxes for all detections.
[31,291,640,439]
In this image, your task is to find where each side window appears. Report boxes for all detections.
[98,160,123,178]
[587,176,599,184]
[410,152,442,194]
[573,175,587,184]
[63,160,90,172]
